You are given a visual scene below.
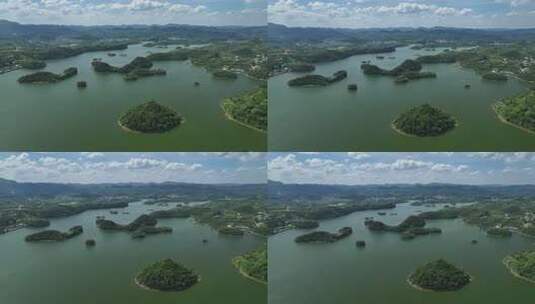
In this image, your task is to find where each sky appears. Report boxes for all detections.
[268,152,535,185]
[268,0,535,28]
[0,152,267,184]
[0,0,267,26]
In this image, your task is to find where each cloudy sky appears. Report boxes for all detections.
[0,0,267,26]
[0,152,266,184]
[268,0,535,28]
[268,152,535,185]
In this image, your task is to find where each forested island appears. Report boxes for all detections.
[503,250,535,284]
[287,70,347,87]
[92,57,166,81]
[135,258,199,291]
[361,59,437,84]
[494,90,535,134]
[365,215,442,240]
[118,101,183,133]
[408,259,471,291]
[222,85,267,132]
[392,104,457,137]
[18,67,77,84]
[232,246,267,284]
[294,227,352,243]
[25,225,83,242]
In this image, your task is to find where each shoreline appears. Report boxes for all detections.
[221,102,266,134]
[231,258,267,286]
[492,103,535,135]
[391,120,458,138]
[406,272,473,292]
[134,275,201,292]
[503,257,535,285]
[117,118,184,134]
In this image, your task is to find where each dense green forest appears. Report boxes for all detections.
[222,85,267,132]
[118,101,183,133]
[287,70,347,87]
[393,104,456,137]
[25,225,83,242]
[494,90,535,133]
[18,67,77,83]
[135,258,199,291]
[408,259,471,291]
[233,245,267,283]
[504,250,535,283]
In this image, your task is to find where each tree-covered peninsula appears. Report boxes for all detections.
[232,245,267,284]
[408,259,471,291]
[213,70,238,79]
[25,225,83,242]
[222,85,267,132]
[494,90,535,134]
[18,67,78,84]
[361,59,436,84]
[294,227,352,243]
[118,101,183,133]
[392,104,457,137]
[365,215,442,240]
[503,250,535,284]
[135,258,199,291]
[287,70,347,87]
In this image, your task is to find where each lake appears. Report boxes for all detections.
[269,203,535,304]
[269,47,534,151]
[0,201,266,304]
[0,44,265,151]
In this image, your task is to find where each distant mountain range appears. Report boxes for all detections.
[268,180,535,203]
[268,23,535,44]
[0,178,265,200]
[0,19,266,41]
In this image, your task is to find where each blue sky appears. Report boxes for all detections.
[268,0,535,28]
[0,0,267,26]
[268,153,535,185]
[0,152,266,184]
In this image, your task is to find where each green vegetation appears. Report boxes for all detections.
[408,259,471,291]
[135,258,199,291]
[355,240,366,247]
[292,220,320,229]
[347,84,358,91]
[494,90,535,134]
[24,217,50,228]
[85,239,96,247]
[25,225,83,242]
[77,81,87,88]
[289,63,315,73]
[18,67,78,84]
[20,59,46,70]
[417,53,457,64]
[219,227,245,236]
[504,250,535,284]
[487,227,512,237]
[213,70,238,79]
[146,50,189,61]
[232,245,267,284]
[295,227,352,243]
[118,101,183,133]
[361,59,422,76]
[393,104,457,137]
[92,57,165,81]
[287,70,347,87]
[222,85,267,132]
[366,215,442,240]
[96,214,157,232]
[482,72,508,81]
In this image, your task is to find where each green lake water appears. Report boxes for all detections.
[269,47,534,151]
[269,203,535,304]
[0,44,265,151]
[0,201,266,304]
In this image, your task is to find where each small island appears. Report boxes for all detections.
[392,104,457,137]
[135,258,199,292]
[18,67,78,84]
[287,70,347,87]
[347,84,358,91]
[213,70,238,80]
[365,215,442,240]
[482,72,508,81]
[77,81,87,88]
[25,225,83,242]
[118,101,183,133]
[96,214,157,232]
[361,59,436,84]
[493,90,535,134]
[92,57,166,81]
[503,250,535,284]
[408,259,471,291]
[486,227,512,237]
[355,240,366,248]
[85,239,96,247]
[232,246,267,284]
[294,227,352,243]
